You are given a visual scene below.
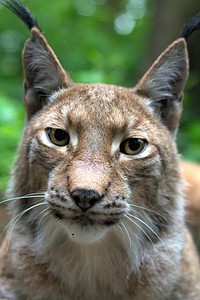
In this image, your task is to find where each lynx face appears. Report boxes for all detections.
[19,81,180,246]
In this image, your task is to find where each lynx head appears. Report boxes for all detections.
[4,1,189,248]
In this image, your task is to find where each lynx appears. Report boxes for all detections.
[0,1,200,299]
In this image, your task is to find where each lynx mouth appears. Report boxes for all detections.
[51,208,119,227]
[72,215,119,227]
[72,215,95,226]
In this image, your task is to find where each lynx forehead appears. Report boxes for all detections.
[41,84,150,130]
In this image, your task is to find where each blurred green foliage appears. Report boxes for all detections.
[0,0,199,195]
[0,94,24,191]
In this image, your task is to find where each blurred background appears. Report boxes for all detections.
[0,0,200,202]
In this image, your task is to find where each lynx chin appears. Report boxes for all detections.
[0,1,200,299]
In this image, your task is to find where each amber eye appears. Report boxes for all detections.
[46,128,70,146]
[120,138,147,155]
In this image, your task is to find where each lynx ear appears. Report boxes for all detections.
[135,38,189,135]
[23,28,72,119]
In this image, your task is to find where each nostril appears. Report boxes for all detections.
[71,188,102,211]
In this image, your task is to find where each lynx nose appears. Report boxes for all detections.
[71,188,102,211]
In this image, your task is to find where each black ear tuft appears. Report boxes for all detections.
[0,0,41,31]
[179,13,200,40]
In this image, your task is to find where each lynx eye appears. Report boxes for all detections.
[46,128,70,146]
[120,138,147,155]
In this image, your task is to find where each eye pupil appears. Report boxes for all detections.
[120,138,147,155]
[54,129,67,141]
[127,138,141,151]
[46,128,69,146]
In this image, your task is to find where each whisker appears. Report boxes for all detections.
[124,215,155,250]
[1,202,46,251]
[0,193,45,205]
[127,213,167,252]
[37,210,50,231]
[117,223,126,242]
[129,208,168,230]
[117,222,132,266]
[30,207,50,229]
[36,210,51,249]
[119,222,132,253]
[129,203,167,218]
[129,208,148,220]
[0,201,46,238]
